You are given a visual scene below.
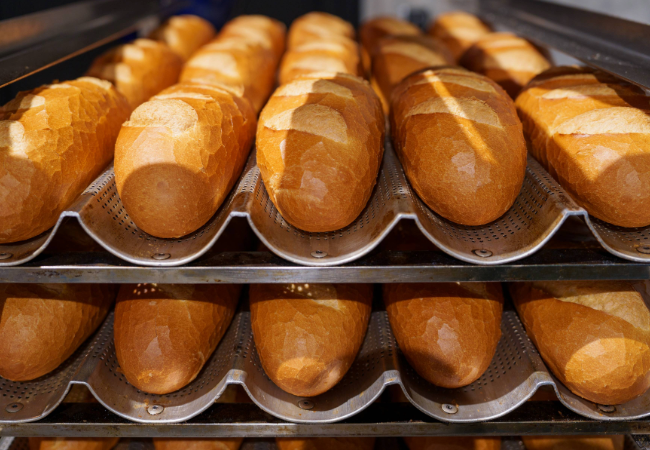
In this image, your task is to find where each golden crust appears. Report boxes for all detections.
[522,435,624,450]
[29,438,119,450]
[149,14,216,61]
[287,12,355,49]
[153,439,243,450]
[276,438,375,450]
[428,11,492,62]
[360,16,421,74]
[404,436,501,450]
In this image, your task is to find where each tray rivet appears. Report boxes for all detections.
[0,252,13,260]
[152,253,171,260]
[5,402,23,413]
[637,245,650,254]
[298,400,314,410]
[472,249,493,258]
[147,404,164,415]
[311,250,327,258]
[598,404,616,413]
[441,403,458,414]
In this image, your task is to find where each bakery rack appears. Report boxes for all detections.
[2,0,650,441]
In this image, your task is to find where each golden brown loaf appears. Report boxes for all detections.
[114,82,255,238]
[181,15,285,112]
[384,283,503,388]
[404,437,501,450]
[276,438,375,450]
[287,12,355,49]
[29,438,119,450]
[114,284,240,394]
[256,72,385,232]
[510,281,650,405]
[0,77,130,244]
[359,16,421,74]
[460,32,551,97]
[87,38,183,109]
[250,283,372,397]
[428,11,492,62]
[390,67,527,225]
[371,34,454,111]
[522,436,624,450]
[153,439,243,450]
[149,14,216,61]
[0,284,115,381]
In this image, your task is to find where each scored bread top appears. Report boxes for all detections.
[219,14,286,58]
[359,16,422,73]
[287,12,355,49]
[149,14,216,61]
[428,11,492,62]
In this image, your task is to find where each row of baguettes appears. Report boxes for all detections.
[24,436,628,450]
[2,279,649,407]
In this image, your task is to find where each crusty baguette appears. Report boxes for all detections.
[404,437,501,450]
[0,77,130,244]
[256,72,385,232]
[522,436,624,450]
[384,283,503,388]
[114,82,255,238]
[391,67,527,225]
[460,32,551,97]
[149,14,216,61]
[0,284,115,381]
[250,283,372,397]
[510,281,650,405]
[219,15,286,60]
[276,438,375,450]
[29,438,119,450]
[428,11,492,62]
[87,38,183,109]
[114,284,240,394]
[359,16,421,74]
[287,12,355,49]
[153,439,243,450]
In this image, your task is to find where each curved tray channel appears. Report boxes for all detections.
[583,216,650,263]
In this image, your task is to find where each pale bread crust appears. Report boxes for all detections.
[114,284,241,395]
[0,284,115,381]
[29,438,119,450]
[384,283,503,388]
[153,439,243,450]
[149,15,216,61]
[249,283,372,397]
[276,438,375,450]
[114,83,255,238]
[256,72,385,232]
[87,38,183,109]
[428,11,492,62]
[391,68,527,225]
[522,436,624,450]
[359,16,421,74]
[404,437,501,450]
[0,77,131,243]
[511,281,650,405]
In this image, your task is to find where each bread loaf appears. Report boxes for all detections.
[287,12,355,49]
[404,437,501,450]
[371,34,454,111]
[250,283,372,397]
[149,15,216,61]
[510,281,650,405]
[181,15,285,112]
[114,284,241,394]
[522,436,624,450]
[114,82,255,238]
[384,283,503,388]
[0,77,130,243]
[460,32,551,97]
[0,284,115,381]
[390,67,527,225]
[276,438,375,450]
[360,16,421,74]
[428,11,492,62]
[29,438,119,450]
[256,72,385,232]
[153,439,242,450]
[87,38,183,109]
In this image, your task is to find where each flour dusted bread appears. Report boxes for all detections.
[384,283,503,388]
[428,11,492,62]
[461,32,551,97]
[0,284,115,381]
[250,283,372,397]
[287,12,355,48]
[114,284,240,394]
[522,436,624,450]
[276,438,375,450]
[391,67,526,225]
[29,438,119,450]
[405,437,501,450]
[360,16,421,74]
[114,82,255,238]
[87,38,183,109]
[153,439,242,450]
[0,77,130,244]
[257,72,384,232]
[149,14,216,61]
[510,281,650,405]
